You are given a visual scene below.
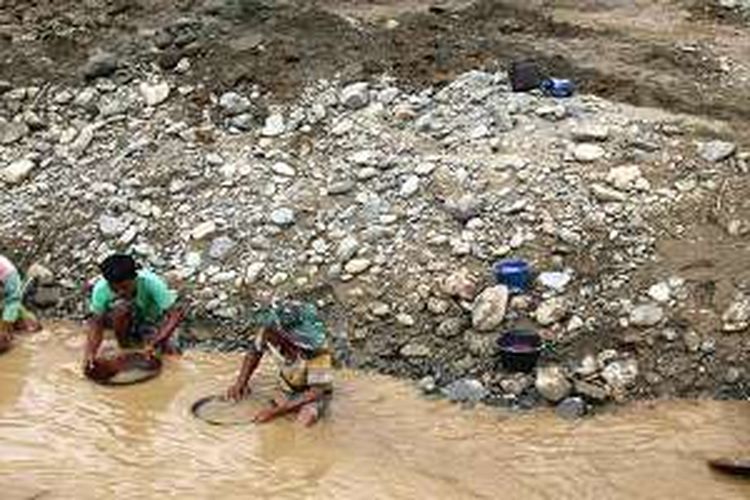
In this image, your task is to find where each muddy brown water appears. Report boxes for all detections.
[0,324,749,499]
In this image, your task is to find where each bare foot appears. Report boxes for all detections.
[18,319,42,333]
[296,403,320,427]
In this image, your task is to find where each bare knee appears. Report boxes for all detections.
[296,403,321,427]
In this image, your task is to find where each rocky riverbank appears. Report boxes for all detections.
[1,0,749,416]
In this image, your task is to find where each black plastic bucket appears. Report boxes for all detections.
[497,330,542,373]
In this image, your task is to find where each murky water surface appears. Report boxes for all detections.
[1,325,749,499]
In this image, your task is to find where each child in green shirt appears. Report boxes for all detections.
[83,254,184,369]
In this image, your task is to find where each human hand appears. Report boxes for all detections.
[253,406,279,424]
[143,342,156,358]
[226,382,251,402]
[82,353,96,373]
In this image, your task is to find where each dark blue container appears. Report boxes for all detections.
[493,259,532,293]
[497,330,542,373]
[540,78,575,98]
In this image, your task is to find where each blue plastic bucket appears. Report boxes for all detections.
[493,259,532,293]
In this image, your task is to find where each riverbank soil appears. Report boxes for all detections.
[1,0,750,409]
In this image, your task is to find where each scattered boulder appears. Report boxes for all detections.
[647,282,671,304]
[139,81,171,107]
[571,124,609,142]
[244,262,266,284]
[464,330,496,356]
[1,159,35,185]
[499,374,532,396]
[83,51,118,79]
[0,120,29,145]
[722,295,750,332]
[396,313,415,327]
[601,359,639,390]
[98,214,128,238]
[209,236,236,260]
[534,297,569,326]
[575,355,599,377]
[418,375,437,394]
[573,143,605,162]
[537,271,572,293]
[262,113,285,137]
[556,397,587,419]
[441,270,477,301]
[270,161,295,177]
[219,92,252,116]
[31,286,61,309]
[441,378,488,403]
[629,303,664,327]
[336,236,360,262]
[269,208,295,227]
[341,82,370,109]
[191,221,218,240]
[591,184,627,202]
[535,365,572,403]
[26,263,55,285]
[328,180,354,195]
[698,140,736,163]
[725,367,742,385]
[471,285,509,332]
[344,258,371,275]
[400,342,431,358]
[574,380,610,402]
[399,175,420,197]
[444,194,481,223]
[436,317,468,338]
[606,165,643,190]
[229,113,254,131]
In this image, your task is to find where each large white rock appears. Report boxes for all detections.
[472,285,509,332]
[629,303,664,327]
[139,81,171,107]
[344,258,372,275]
[399,175,420,197]
[191,221,217,240]
[698,140,736,163]
[601,359,639,390]
[1,159,35,185]
[270,207,296,227]
[341,82,369,109]
[722,295,750,332]
[262,113,286,137]
[535,297,569,326]
[535,365,572,402]
[270,161,296,177]
[606,165,643,190]
[573,143,605,162]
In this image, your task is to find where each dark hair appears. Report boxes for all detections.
[99,254,139,284]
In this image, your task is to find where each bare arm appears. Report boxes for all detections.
[146,305,186,351]
[84,316,105,366]
[226,351,262,401]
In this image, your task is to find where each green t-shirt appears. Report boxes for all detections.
[89,270,177,324]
